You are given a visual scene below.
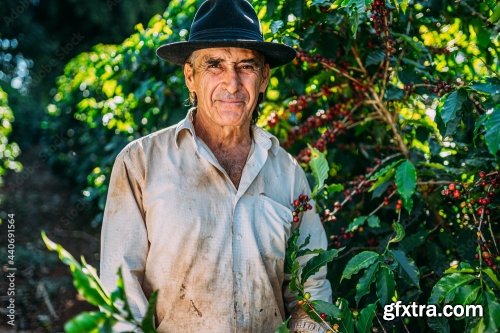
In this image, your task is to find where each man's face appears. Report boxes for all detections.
[184,47,270,128]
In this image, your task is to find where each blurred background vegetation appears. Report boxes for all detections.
[0,0,498,332]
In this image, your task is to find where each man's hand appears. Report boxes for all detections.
[289,306,327,333]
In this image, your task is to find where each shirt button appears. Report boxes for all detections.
[237,272,243,279]
[236,234,242,240]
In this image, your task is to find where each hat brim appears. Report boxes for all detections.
[156,40,296,68]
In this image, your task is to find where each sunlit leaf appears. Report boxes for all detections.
[428,273,476,304]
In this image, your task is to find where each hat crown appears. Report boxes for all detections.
[156,0,296,68]
[189,0,263,41]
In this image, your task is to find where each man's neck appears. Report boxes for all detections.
[192,110,252,151]
[192,109,253,188]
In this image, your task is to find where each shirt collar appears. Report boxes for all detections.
[174,108,197,149]
[174,108,280,156]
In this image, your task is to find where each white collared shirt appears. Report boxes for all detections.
[100,109,331,332]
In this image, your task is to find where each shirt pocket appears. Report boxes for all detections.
[255,194,293,260]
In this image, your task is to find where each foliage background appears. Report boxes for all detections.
[0,0,498,332]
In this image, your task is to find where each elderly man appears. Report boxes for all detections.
[100,0,331,332]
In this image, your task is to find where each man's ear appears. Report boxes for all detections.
[259,64,270,93]
[184,63,195,92]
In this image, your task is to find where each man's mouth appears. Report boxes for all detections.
[217,100,244,104]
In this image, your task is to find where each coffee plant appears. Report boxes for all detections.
[42,232,158,332]
[0,87,21,186]
[43,0,498,332]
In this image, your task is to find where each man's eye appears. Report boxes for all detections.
[240,65,255,71]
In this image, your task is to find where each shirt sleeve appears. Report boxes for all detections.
[285,167,332,332]
[99,147,149,329]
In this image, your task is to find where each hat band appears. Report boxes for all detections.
[189,28,263,41]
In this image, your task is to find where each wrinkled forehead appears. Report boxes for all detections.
[189,47,265,65]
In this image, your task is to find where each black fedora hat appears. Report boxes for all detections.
[156,0,296,68]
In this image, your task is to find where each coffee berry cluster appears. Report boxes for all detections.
[428,79,454,96]
[370,0,389,37]
[292,194,312,223]
[440,171,498,231]
[286,102,353,151]
[475,245,498,270]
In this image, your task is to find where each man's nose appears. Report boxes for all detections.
[222,68,241,94]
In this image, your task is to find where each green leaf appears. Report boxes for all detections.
[354,0,368,13]
[368,159,403,192]
[483,267,500,289]
[486,0,496,11]
[399,230,429,253]
[326,183,344,194]
[274,317,291,333]
[367,215,381,228]
[285,229,300,274]
[338,298,354,333]
[311,300,342,319]
[309,146,329,197]
[350,11,359,36]
[110,268,133,318]
[42,232,112,309]
[484,108,500,156]
[64,311,107,333]
[427,317,450,333]
[470,318,486,333]
[101,317,114,333]
[385,87,404,101]
[369,168,395,192]
[301,248,342,283]
[368,160,403,182]
[141,291,158,333]
[356,303,376,333]
[102,80,117,98]
[439,89,467,127]
[390,250,420,287]
[312,0,332,5]
[485,290,500,332]
[299,234,311,250]
[347,216,367,232]
[297,248,325,257]
[288,260,302,294]
[342,251,380,280]
[453,284,480,305]
[355,262,379,304]
[388,222,405,244]
[469,83,500,95]
[489,4,500,23]
[270,20,284,34]
[365,50,385,67]
[428,273,476,304]
[376,266,395,306]
[391,0,399,12]
[400,0,409,13]
[395,160,416,210]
